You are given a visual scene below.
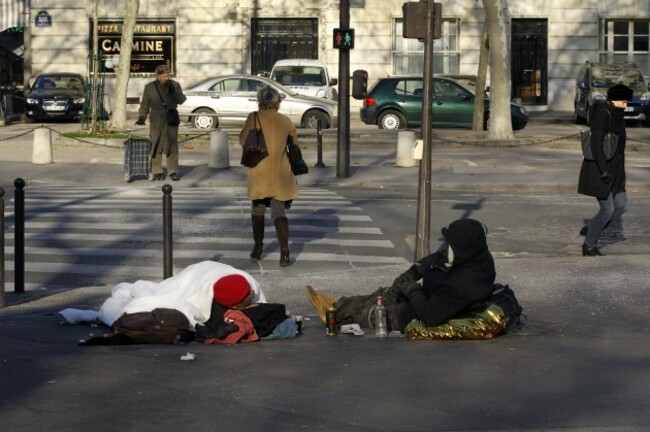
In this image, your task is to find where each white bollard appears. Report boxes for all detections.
[395,131,417,167]
[208,130,229,168]
[32,127,53,164]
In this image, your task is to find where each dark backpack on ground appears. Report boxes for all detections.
[80,308,194,345]
[487,283,524,330]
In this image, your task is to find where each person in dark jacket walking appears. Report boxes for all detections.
[578,84,632,256]
[306,219,496,333]
[136,64,187,181]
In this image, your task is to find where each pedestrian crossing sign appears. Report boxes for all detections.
[333,28,355,50]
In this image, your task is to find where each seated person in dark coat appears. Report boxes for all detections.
[306,218,496,333]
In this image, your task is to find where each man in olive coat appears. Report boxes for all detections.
[136,64,187,181]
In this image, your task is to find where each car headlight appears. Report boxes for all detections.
[519,106,527,115]
[26,98,39,104]
[316,89,327,98]
[589,91,606,103]
[73,98,85,104]
[640,92,650,101]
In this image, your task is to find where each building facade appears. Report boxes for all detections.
[5,0,650,113]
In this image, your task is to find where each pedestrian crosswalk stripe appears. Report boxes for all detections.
[5,247,408,263]
[7,221,383,234]
[4,186,409,287]
[16,233,396,248]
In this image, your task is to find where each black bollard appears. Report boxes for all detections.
[162,184,173,279]
[0,186,5,308]
[13,178,25,294]
[315,118,326,168]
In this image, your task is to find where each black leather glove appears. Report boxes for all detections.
[399,281,421,298]
[392,268,418,292]
[135,117,146,126]
[600,172,612,184]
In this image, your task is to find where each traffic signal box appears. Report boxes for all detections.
[402,1,442,40]
[333,28,355,50]
[352,70,368,100]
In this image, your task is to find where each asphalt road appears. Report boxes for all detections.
[1,115,649,431]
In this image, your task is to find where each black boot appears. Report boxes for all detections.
[250,215,265,260]
[274,216,292,266]
[582,243,603,256]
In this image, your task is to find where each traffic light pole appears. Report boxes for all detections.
[414,0,436,261]
[336,0,351,178]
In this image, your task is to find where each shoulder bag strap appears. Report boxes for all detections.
[254,111,263,133]
[153,81,168,109]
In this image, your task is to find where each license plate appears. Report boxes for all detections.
[625,106,634,112]
[44,105,66,111]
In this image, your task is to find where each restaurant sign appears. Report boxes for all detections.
[90,19,176,76]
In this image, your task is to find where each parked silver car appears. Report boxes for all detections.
[178,74,337,130]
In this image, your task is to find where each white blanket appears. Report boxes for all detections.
[59,261,266,328]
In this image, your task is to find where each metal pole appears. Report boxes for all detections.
[336,0,351,178]
[13,178,25,293]
[0,187,5,308]
[315,118,326,168]
[414,0,435,261]
[162,184,173,279]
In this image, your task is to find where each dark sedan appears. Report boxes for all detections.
[25,73,87,121]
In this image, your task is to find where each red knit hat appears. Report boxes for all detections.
[212,274,251,307]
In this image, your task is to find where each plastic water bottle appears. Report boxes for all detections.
[374,296,388,337]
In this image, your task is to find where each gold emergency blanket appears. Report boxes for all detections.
[405,304,506,340]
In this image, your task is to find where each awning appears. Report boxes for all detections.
[1,0,28,32]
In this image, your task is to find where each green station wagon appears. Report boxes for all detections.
[359,75,528,130]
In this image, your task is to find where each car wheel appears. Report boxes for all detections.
[378,110,405,130]
[192,108,217,129]
[302,110,330,129]
[574,104,584,124]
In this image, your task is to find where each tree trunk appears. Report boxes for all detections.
[110,0,139,130]
[472,22,489,131]
[483,0,514,139]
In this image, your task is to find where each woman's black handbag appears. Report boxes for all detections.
[241,112,269,168]
[581,109,618,161]
[286,135,308,175]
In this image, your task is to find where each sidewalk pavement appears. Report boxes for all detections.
[1,114,649,193]
[1,117,650,430]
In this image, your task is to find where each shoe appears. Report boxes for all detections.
[170,173,180,181]
[305,286,338,323]
[582,243,603,256]
[148,173,155,181]
[274,216,292,266]
[279,254,292,267]
[579,225,588,236]
[249,215,265,260]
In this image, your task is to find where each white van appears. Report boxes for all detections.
[270,59,338,100]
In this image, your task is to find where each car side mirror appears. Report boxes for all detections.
[330,78,338,86]
[578,82,587,90]
[647,82,650,91]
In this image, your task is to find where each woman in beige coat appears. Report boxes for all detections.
[239,86,299,266]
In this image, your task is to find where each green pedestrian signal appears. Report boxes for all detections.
[333,28,355,50]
